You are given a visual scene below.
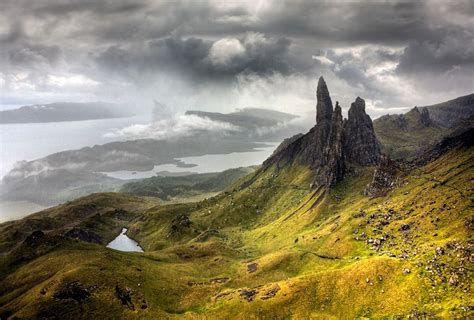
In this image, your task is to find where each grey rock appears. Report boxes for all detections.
[343,97,380,166]
[365,154,398,197]
[316,76,334,124]
[263,76,381,187]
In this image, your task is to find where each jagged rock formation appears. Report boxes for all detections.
[316,77,334,124]
[264,76,380,187]
[343,97,381,165]
[365,155,398,198]
[316,102,345,186]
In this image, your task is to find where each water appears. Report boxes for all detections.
[101,143,278,180]
[0,201,48,223]
[0,115,149,178]
[106,228,144,252]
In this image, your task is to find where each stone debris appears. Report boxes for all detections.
[115,285,135,310]
[54,281,90,303]
[247,262,258,273]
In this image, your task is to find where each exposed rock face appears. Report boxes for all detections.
[343,97,381,165]
[417,107,431,127]
[64,228,103,244]
[54,281,90,303]
[264,76,381,187]
[316,76,334,124]
[315,102,345,186]
[271,133,304,157]
[365,155,398,198]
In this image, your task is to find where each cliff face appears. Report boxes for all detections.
[265,76,380,187]
[315,102,345,186]
[343,97,381,165]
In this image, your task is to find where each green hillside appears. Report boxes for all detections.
[373,107,446,160]
[120,167,256,200]
[1,135,472,319]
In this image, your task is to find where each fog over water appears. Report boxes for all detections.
[0,115,149,178]
[101,143,278,180]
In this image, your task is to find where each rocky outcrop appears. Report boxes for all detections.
[315,102,345,186]
[54,281,90,303]
[64,228,103,244]
[264,76,381,187]
[343,97,381,165]
[365,155,398,197]
[316,76,334,124]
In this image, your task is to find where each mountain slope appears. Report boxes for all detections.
[120,167,256,200]
[1,133,471,318]
[421,93,474,128]
[0,80,472,319]
[373,93,474,160]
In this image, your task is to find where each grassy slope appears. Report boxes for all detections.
[0,147,472,319]
[120,167,255,200]
[0,193,158,255]
[374,108,446,160]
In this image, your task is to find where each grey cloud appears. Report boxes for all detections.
[0,0,472,114]
[5,0,148,16]
[0,22,26,45]
[93,33,294,84]
[396,32,474,75]
[8,44,62,69]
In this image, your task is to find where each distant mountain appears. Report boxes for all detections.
[420,93,474,128]
[0,107,304,206]
[373,93,474,160]
[374,106,445,160]
[0,137,269,205]
[0,102,131,124]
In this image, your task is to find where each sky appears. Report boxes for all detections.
[1,0,473,118]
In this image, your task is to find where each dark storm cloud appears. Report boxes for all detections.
[0,0,472,112]
[4,0,148,16]
[0,22,25,45]
[397,32,474,75]
[93,33,294,83]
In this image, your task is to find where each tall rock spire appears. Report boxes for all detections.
[343,97,380,165]
[316,76,333,124]
[315,101,345,186]
[264,77,381,188]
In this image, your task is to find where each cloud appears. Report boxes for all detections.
[92,32,293,85]
[104,113,241,140]
[208,38,246,66]
[0,0,472,116]
[5,160,86,180]
[396,32,474,75]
